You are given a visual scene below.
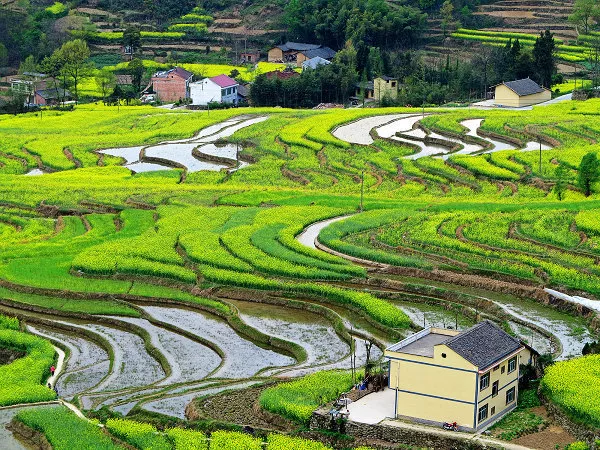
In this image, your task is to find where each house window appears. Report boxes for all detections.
[391,81,397,88]
[508,357,517,374]
[480,373,490,391]
[441,353,447,358]
[491,406,496,416]
[493,365,499,371]
[506,387,516,404]
[492,381,499,397]
[478,404,488,422]
[501,366,506,374]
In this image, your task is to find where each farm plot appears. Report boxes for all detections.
[100,116,269,174]
[105,316,222,385]
[27,326,110,399]
[142,306,296,378]
[140,380,261,419]
[230,300,350,371]
[60,323,165,404]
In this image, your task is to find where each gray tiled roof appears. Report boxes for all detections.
[302,47,337,60]
[277,42,322,52]
[302,56,331,69]
[445,320,522,369]
[502,78,546,96]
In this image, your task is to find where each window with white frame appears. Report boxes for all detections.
[508,356,517,374]
[506,387,516,404]
[478,404,488,422]
[480,372,490,391]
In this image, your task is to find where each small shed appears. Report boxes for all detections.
[493,78,551,107]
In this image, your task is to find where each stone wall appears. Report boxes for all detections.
[542,395,600,448]
[310,410,505,450]
[572,89,600,101]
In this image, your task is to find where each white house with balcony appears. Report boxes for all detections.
[190,74,239,106]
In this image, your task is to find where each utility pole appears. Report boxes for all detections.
[360,170,364,211]
[539,137,542,176]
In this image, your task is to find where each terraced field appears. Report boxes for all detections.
[1,101,600,447]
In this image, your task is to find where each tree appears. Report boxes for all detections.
[95,69,117,101]
[568,0,600,34]
[18,55,37,74]
[0,43,8,67]
[554,162,569,201]
[40,52,65,104]
[123,26,141,53]
[578,152,600,196]
[128,58,145,93]
[58,39,92,103]
[367,47,384,79]
[440,0,455,37]
[533,30,556,88]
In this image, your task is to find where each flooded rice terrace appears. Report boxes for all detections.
[98,115,267,173]
[332,114,551,159]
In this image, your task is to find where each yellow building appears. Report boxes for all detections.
[374,76,398,101]
[493,78,551,107]
[385,320,534,432]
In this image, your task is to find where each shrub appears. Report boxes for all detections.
[106,418,171,450]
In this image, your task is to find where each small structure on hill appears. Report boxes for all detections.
[240,50,260,63]
[190,74,239,106]
[150,67,193,103]
[385,320,536,432]
[302,56,331,70]
[353,76,398,104]
[268,42,336,67]
[493,77,551,107]
[264,67,300,80]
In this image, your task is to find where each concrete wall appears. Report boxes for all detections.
[494,85,551,107]
[190,79,221,105]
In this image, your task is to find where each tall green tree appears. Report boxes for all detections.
[95,69,117,101]
[554,162,569,201]
[128,58,145,93]
[533,30,555,88]
[568,0,600,34]
[58,39,92,103]
[123,26,141,53]
[578,152,600,197]
[440,0,455,37]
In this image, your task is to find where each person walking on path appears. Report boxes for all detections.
[50,365,55,376]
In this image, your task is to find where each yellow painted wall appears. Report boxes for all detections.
[296,53,308,66]
[374,77,398,101]
[387,344,478,429]
[397,391,475,427]
[475,350,526,427]
[494,84,551,107]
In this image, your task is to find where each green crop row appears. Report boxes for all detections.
[0,322,56,406]
[16,406,123,450]
[200,265,411,328]
[541,355,600,428]
[260,370,359,423]
[106,418,172,450]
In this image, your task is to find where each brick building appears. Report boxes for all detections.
[150,67,194,103]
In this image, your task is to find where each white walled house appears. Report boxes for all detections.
[190,75,239,106]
